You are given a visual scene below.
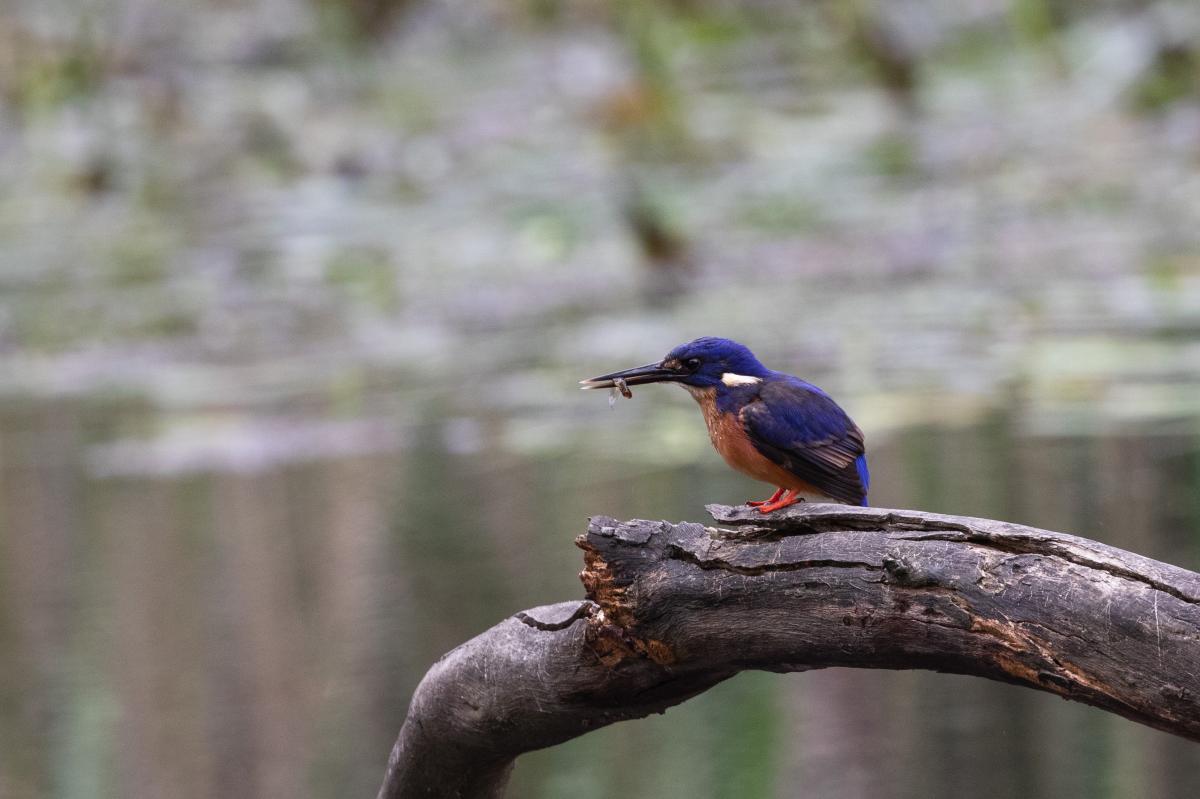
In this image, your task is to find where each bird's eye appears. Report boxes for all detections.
[685,358,701,370]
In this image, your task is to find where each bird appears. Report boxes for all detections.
[581,337,868,511]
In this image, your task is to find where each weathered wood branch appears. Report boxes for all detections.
[378,503,1200,799]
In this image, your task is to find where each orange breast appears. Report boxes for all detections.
[689,388,819,492]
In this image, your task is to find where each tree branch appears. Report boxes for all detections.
[377,503,1200,798]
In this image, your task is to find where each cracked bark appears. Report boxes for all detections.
[377,503,1200,799]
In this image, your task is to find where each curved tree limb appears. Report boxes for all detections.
[378,503,1200,799]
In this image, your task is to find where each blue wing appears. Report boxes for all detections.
[739,377,868,505]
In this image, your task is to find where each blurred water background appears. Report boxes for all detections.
[3,1,1200,797]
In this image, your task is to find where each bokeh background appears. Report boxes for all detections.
[3,0,1200,797]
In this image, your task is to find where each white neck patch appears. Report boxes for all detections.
[721,372,762,387]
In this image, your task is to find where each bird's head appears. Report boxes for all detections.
[580,337,770,392]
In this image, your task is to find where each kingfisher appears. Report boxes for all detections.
[581,337,868,511]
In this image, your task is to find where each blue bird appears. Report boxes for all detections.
[581,337,869,511]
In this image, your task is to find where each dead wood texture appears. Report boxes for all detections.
[378,503,1200,799]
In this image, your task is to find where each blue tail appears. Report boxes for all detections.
[855,454,870,506]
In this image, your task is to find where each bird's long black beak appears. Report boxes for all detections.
[579,361,681,390]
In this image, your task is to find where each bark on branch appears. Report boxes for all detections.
[378,503,1200,798]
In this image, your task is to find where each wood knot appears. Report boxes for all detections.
[882,554,938,588]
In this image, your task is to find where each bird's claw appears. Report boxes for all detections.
[746,488,786,508]
[755,491,805,514]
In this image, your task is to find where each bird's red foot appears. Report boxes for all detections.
[746,487,786,507]
[756,490,805,514]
